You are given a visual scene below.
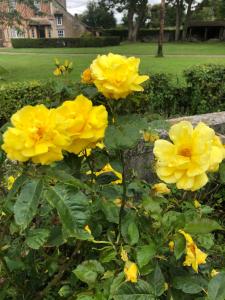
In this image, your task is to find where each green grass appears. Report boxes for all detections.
[0,42,225,83]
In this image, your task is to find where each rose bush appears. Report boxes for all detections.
[0,53,225,300]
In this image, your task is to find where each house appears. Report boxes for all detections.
[0,0,87,47]
[186,20,225,41]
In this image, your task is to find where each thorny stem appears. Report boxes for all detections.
[118,150,127,236]
[34,241,82,300]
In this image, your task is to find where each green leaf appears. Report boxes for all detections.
[110,272,125,297]
[4,257,25,272]
[208,273,225,300]
[14,179,43,230]
[46,184,90,237]
[101,201,120,224]
[105,115,148,151]
[73,260,104,288]
[173,275,206,294]
[136,244,156,268]
[6,174,28,201]
[113,280,154,300]
[152,264,165,297]
[96,172,119,185]
[100,246,117,264]
[26,228,50,250]
[128,222,139,246]
[174,234,186,260]
[184,219,223,234]
[58,285,72,297]
[219,162,225,183]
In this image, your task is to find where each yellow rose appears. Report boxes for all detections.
[179,230,207,273]
[152,183,170,195]
[211,269,219,277]
[95,163,122,184]
[124,261,138,283]
[81,68,93,84]
[169,241,175,252]
[90,53,149,100]
[7,176,15,190]
[53,67,62,76]
[56,95,108,154]
[143,132,159,143]
[153,121,224,191]
[194,199,201,209]
[2,105,69,165]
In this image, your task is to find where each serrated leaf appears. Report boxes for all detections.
[208,273,225,300]
[136,244,156,268]
[173,275,206,294]
[152,264,165,297]
[73,260,104,288]
[184,219,223,234]
[128,222,139,246]
[46,184,90,237]
[114,280,154,300]
[14,179,43,230]
[26,228,50,250]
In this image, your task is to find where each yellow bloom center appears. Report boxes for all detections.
[179,147,192,158]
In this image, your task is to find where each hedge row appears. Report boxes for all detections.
[102,28,176,41]
[11,36,120,48]
[0,64,224,125]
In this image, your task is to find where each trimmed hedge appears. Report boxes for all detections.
[11,36,120,48]
[1,64,225,126]
[0,81,54,125]
[102,28,176,41]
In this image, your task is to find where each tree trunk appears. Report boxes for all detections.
[127,5,135,41]
[182,0,193,41]
[157,0,165,57]
[175,0,180,41]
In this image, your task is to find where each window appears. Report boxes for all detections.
[31,28,35,38]
[57,29,64,37]
[34,0,41,11]
[48,29,51,38]
[9,0,16,10]
[56,16,63,26]
[10,28,25,38]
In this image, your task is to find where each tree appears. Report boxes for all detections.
[112,0,148,41]
[81,0,116,29]
[157,0,165,57]
[182,0,197,40]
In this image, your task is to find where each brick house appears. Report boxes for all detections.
[0,0,87,47]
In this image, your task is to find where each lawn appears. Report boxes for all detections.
[0,42,225,84]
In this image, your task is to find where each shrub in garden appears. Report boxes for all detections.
[11,36,120,48]
[1,54,225,299]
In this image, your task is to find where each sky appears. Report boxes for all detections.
[67,0,161,19]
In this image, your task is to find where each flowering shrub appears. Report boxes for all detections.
[0,53,225,300]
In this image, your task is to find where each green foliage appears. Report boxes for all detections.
[11,36,120,48]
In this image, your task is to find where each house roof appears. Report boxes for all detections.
[29,18,52,26]
[188,20,225,27]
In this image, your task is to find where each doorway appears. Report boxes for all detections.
[37,26,46,38]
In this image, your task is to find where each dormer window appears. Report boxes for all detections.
[56,15,63,26]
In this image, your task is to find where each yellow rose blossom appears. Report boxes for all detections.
[211,269,219,277]
[53,67,62,76]
[194,199,201,209]
[95,163,122,184]
[81,68,93,84]
[56,95,108,154]
[84,225,92,235]
[179,230,207,273]
[169,241,175,252]
[90,53,149,100]
[121,248,129,262]
[153,121,224,191]
[2,105,69,165]
[152,183,171,195]
[143,132,159,143]
[124,261,138,283]
[7,176,15,190]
